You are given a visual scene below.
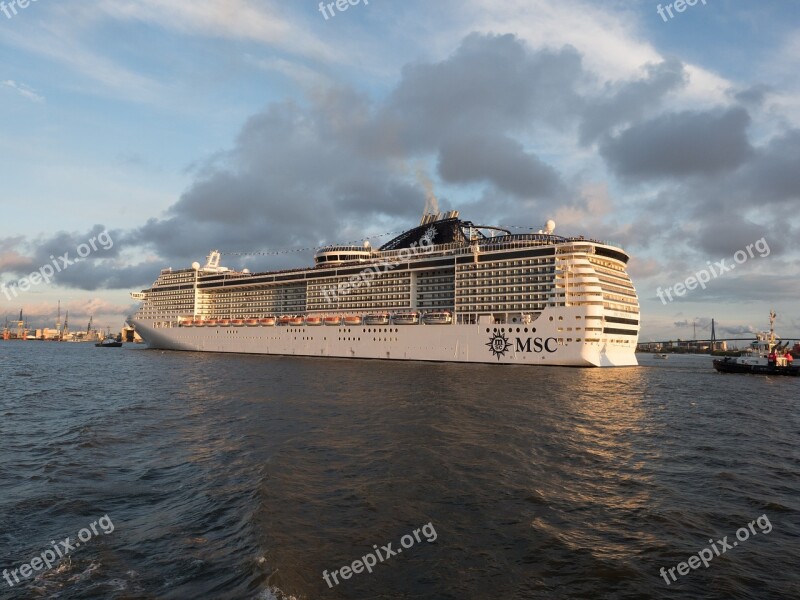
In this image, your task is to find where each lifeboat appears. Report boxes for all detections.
[392,312,420,325]
[245,319,259,327]
[343,316,362,326]
[422,311,452,325]
[231,319,244,327]
[205,319,218,327]
[259,317,276,327]
[324,316,342,326]
[278,316,293,326]
[289,316,304,326]
[193,319,205,327]
[305,316,322,326]
[180,319,193,327]
[364,313,390,326]
[219,319,231,327]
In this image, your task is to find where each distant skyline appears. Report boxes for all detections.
[1,0,799,340]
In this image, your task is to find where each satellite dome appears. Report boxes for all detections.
[192,262,201,271]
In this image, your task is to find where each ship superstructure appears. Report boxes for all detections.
[131,211,639,366]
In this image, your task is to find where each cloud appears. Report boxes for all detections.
[437,133,567,200]
[1,80,45,103]
[600,106,754,180]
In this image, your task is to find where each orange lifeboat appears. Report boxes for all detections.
[289,316,304,326]
[305,316,322,326]
[324,316,342,326]
[245,319,259,327]
[180,319,193,327]
[206,319,218,327]
[259,317,276,327]
[343,316,362,326]
[193,319,205,327]
[278,316,292,326]
[219,319,231,327]
[231,319,244,327]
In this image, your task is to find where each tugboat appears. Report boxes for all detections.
[713,311,798,376]
[96,333,123,348]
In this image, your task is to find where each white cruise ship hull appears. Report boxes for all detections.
[133,311,637,368]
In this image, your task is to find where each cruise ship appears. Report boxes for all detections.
[130,211,639,367]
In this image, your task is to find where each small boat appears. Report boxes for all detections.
[364,313,390,326]
[393,312,420,325]
[218,319,231,327]
[713,311,799,377]
[343,316,362,326]
[259,317,276,327]
[289,317,304,326]
[95,336,122,348]
[653,354,668,359]
[422,311,452,325]
[245,319,259,327]
[206,319,218,327]
[278,316,293,326]
[180,320,193,327]
[305,317,323,326]
[231,319,244,327]
[324,316,342,326]
[193,319,206,327]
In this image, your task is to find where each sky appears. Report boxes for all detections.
[0,0,798,342]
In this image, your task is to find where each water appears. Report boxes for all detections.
[1,342,798,599]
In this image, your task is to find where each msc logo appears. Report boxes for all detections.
[486,331,512,359]
[486,332,559,360]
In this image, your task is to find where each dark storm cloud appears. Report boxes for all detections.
[599,106,754,180]
[731,84,773,108]
[378,33,586,153]
[437,133,567,200]
[579,58,687,145]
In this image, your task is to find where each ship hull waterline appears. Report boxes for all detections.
[133,318,637,368]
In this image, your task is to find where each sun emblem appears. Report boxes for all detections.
[486,331,511,360]
[420,226,437,246]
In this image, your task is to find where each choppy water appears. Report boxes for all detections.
[0,342,798,599]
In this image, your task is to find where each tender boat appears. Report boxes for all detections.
[259,317,276,326]
[343,316,362,326]
[422,311,452,325]
[245,319,259,326]
[219,319,231,327]
[205,319,218,327]
[393,312,420,325]
[324,316,342,326]
[278,316,293,326]
[713,311,799,376]
[305,317,323,326]
[181,319,193,327]
[231,319,244,327]
[289,316,304,326]
[364,313,390,326]
[193,319,205,327]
